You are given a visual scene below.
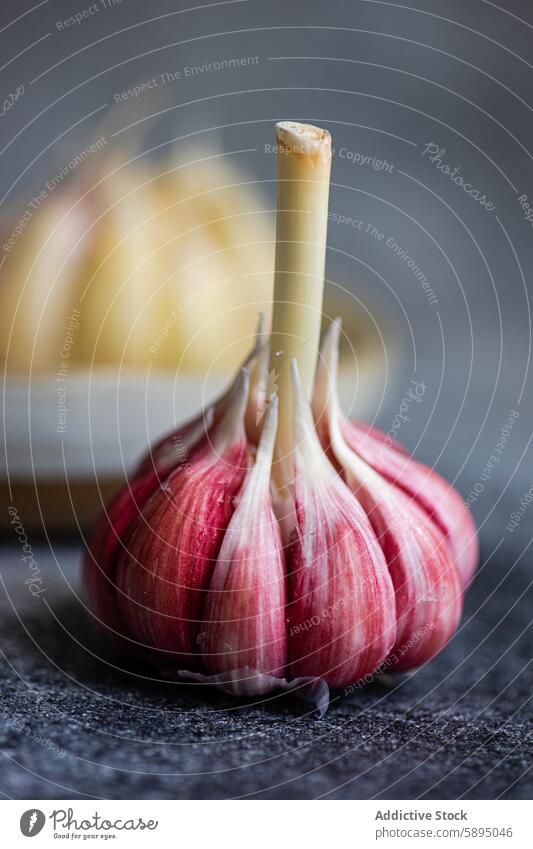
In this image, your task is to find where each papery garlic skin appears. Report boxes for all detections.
[94,371,249,665]
[341,420,478,590]
[83,321,265,652]
[83,409,214,639]
[201,396,287,679]
[83,467,163,640]
[314,321,478,590]
[288,362,397,688]
[329,445,462,670]
[312,323,463,669]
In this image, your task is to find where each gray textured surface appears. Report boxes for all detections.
[0,541,531,800]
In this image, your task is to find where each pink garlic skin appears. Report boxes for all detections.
[82,467,163,640]
[135,412,213,478]
[288,362,397,689]
[313,321,466,669]
[113,373,250,666]
[85,403,219,642]
[313,320,478,590]
[346,420,410,457]
[114,439,248,665]
[83,372,249,665]
[340,420,478,590]
[331,468,462,670]
[83,414,213,644]
[201,397,288,679]
[288,480,398,687]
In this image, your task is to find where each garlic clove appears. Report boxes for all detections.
[109,369,250,665]
[84,404,216,639]
[84,324,270,655]
[314,324,463,669]
[342,418,479,590]
[288,361,397,689]
[334,452,462,670]
[346,420,410,457]
[314,320,478,589]
[200,395,287,680]
[134,408,214,479]
[83,466,163,641]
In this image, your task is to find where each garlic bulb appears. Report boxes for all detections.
[83,122,477,713]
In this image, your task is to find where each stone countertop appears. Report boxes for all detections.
[0,541,531,800]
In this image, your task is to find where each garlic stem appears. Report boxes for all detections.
[269,121,332,483]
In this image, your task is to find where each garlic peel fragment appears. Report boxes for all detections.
[178,668,330,717]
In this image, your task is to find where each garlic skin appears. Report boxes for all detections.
[313,322,463,669]
[83,466,162,642]
[201,396,287,679]
[314,321,478,590]
[83,323,477,710]
[114,371,250,665]
[288,362,397,688]
[341,419,478,591]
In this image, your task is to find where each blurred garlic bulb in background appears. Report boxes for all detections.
[0,147,273,373]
